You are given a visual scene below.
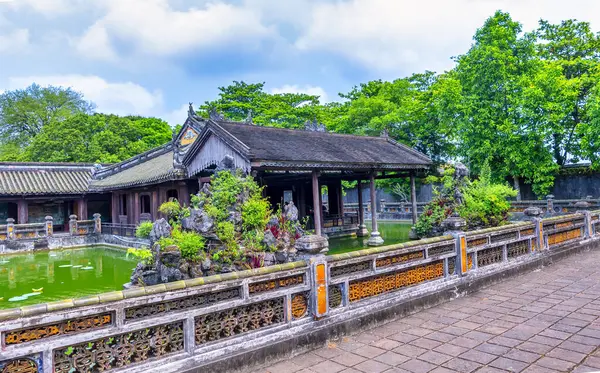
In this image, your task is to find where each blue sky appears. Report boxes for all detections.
[1,0,600,126]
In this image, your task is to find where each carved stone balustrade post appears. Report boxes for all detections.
[45,216,53,237]
[6,218,15,240]
[69,215,78,236]
[443,213,468,276]
[93,213,102,234]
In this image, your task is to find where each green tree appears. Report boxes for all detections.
[199,81,325,129]
[0,84,94,151]
[454,11,559,196]
[23,113,172,163]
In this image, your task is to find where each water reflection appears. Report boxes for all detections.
[0,247,136,309]
[328,221,413,255]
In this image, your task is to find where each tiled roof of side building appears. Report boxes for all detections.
[0,163,94,195]
[214,121,432,168]
[89,151,181,190]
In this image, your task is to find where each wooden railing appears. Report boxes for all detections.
[0,212,597,373]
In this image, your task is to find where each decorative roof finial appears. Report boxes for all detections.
[245,109,253,124]
[188,102,195,118]
[304,119,326,132]
[380,127,389,138]
[209,108,225,121]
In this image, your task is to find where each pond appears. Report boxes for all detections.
[0,247,136,309]
[328,221,413,255]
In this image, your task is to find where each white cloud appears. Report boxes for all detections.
[0,28,29,52]
[7,75,164,116]
[296,0,600,72]
[161,103,190,127]
[75,0,274,59]
[74,23,118,62]
[270,84,329,103]
[5,0,81,16]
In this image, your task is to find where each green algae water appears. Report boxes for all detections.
[328,221,413,255]
[0,247,136,309]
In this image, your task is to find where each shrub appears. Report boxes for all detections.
[158,199,189,224]
[241,197,270,232]
[174,230,205,261]
[127,247,153,266]
[157,227,205,262]
[135,221,153,239]
[414,161,516,237]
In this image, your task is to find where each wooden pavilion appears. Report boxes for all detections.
[0,105,432,244]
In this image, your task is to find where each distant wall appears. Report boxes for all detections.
[519,172,600,200]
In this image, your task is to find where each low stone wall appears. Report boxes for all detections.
[1,211,599,373]
[0,233,149,254]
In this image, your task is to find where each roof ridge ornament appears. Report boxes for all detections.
[245,109,253,125]
[380,127,389,138]
[304,119,326,132]
[188,102,195,118]
[209,108,225,121]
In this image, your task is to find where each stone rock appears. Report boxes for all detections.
[141,270,160,286]
[190,263,204,278]
[284,201,299,222]
[263,230,277,249]
[227,210,242,226]
[264,252,276,266]
[182,208,215,236]
[158,264,184,283]
[149,218,171,243]
[295,235,329,254]
[275,250,288,263]
[408,227,419,240]
[442,212,467,232]
[267,216,279,228]
[216,155,236,172]
[159,251,181,268]
[201,258,212,271]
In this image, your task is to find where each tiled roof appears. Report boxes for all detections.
[0,164,93,195]
[89,151,181,190]
[214,121,432,168]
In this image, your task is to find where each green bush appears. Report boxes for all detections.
[158,199,189,224]
[127,247,153,266]
[458,161,517,228]
[157,227,205,262]
[135,221,153,239]
[414,161,516,237]
[241,197,270,231]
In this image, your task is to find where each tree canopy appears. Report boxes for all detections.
[0,84,173,163]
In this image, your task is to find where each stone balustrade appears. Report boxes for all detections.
[0,214,102,243]
[1,211,599,373]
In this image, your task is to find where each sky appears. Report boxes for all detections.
[2,0,600,127]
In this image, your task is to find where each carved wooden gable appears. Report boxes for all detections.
[185,133,251,176]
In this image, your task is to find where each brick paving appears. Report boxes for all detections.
[253,248,600,373]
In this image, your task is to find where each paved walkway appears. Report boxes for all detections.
[254,248,600,373]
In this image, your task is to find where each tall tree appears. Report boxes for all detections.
[0,84,94,150]
[454,11,559,196]
[23,114,172,163]
[200,81,324,129]
[535,19,600,166]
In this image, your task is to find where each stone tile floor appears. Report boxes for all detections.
[251,248,600,373]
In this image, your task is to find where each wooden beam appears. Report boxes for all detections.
[370,173,378,233]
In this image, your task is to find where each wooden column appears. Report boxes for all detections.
[338,181,344,216]
[111,193,119,224]
[367,172,384,246]
[151,190,159,221]
[179,183,190,207]
[17,199,28,224]
[370,173,378,233]
[312,170,322,236]
[357,181,364,226]
[410,172,418,224]
[133,192,140,225]
[77,198,87,220]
